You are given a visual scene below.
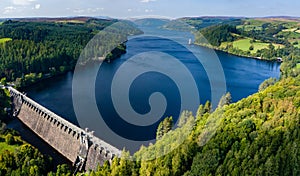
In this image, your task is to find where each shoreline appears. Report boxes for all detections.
[194,42,282,63]
[17,42,282,90]
[16,45,128,91]
[17,71,72,91]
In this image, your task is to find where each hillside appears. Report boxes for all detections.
[195,17,300,61]
[0,18,142,88]
[0,17,299,175]
[84,72,299,176]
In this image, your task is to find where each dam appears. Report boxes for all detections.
[8,87,121,172]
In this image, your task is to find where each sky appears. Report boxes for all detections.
[0,0,300,19]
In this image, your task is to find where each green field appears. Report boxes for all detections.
[0,38,12,43]
[294,41,300,48]
[234,39,269,53]
[282,28,298,32]
[221,38,283,54]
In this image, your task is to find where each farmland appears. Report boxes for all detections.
[195,17,300,60]
[220,38,283,54]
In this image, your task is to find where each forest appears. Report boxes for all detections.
[0,17,299,175]
[0,18,142,87]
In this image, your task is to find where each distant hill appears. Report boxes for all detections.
[133,18,170,27]
[166,16,243,30]
[191,17,300,61]
[0,16,115,24]
[257,16,300,22]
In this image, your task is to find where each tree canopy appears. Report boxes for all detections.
[0,19,142,87]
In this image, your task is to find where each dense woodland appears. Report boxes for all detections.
[0,17,299,175]
[197,24,239,46]
[0,18,142,87]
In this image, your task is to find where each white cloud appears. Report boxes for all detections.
[96,7,104,11]
[128,9,132,12]
[4,6,16,10]
[140,0,156,3]
[3,6,17,14]
[12,0,36,6]
[145,9,153,13]
[73,8,85,14]
[34,4,40,9]
[73,7,104,14]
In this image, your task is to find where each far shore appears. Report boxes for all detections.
[194,42,283,63]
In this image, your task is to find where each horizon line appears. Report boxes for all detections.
[1,15,300,20]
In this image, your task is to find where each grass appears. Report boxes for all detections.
[0,38,12,43]
[234,39,267,53]
[220,38,284,54]
[293,41,300,48]
[245,19,266,26]
[234,38,282,53]
[297,63,300,69]
[236,19,267,32]
[230,19,299,53]
[282,28,297,32]
[279,31,300,39]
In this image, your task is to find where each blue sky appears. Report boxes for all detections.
[1,0,300,18]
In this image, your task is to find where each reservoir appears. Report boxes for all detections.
[24,21,281,152]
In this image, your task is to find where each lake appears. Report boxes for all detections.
[25,22,281,152]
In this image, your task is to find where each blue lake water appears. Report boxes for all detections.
[26,23,281,151]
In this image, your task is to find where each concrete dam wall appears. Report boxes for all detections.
[8,87,121,171]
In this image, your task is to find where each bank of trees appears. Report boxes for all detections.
[239,22,286,44]
[197,24,239,46]
[0,19,142,87]
[90,74,299,176]
[0,89,10,121]
[0,129,72,176]
[0,143,53,175]
[281,47,300,78]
